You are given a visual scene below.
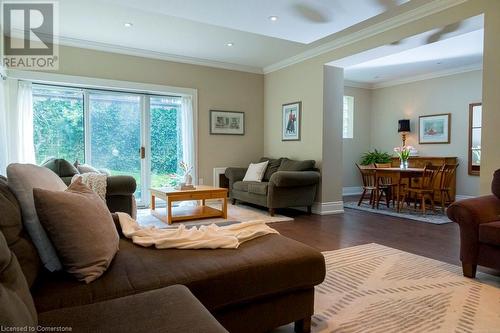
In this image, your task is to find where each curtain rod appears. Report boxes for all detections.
[32,81,183,99]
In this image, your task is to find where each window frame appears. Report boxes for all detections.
[343,95,354,139]
[468,102,482,176]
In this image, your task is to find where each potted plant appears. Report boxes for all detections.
[360,149,392,166]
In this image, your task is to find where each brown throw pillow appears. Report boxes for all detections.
[33,178,119,283]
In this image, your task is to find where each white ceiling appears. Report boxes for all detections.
[7,0,415,72]
[340,15,484,86]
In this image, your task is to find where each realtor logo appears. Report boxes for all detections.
[1,1,59,70]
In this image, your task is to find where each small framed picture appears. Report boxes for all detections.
[210,110,245,135]
[419,113,451,144]
[282,101,301,141]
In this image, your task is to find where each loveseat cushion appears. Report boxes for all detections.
[233,181,268,195]
[278,159,315,172]
[0,177,40,287]
[41,158,79,178]
[33,234,326,313]
[260,157,283,181]
[38,285,228,333]
[0,231,37,326]
[479,221,500,246]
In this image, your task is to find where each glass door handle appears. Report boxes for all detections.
[140,147,145,159]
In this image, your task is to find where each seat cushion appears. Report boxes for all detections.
[233,181,268,195]
[39,285,228,333]
[0,231,37,326]
[479,221,500,246]
[33,234,326,313]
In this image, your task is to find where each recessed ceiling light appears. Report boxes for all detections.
[269,16,278,21]
[226,42,234,47]
[124,22,133,28]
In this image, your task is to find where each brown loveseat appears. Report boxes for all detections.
[447,169,500,278]
[226,157,320,215]
[0,176,325,332]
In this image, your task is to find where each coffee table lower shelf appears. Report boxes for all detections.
[151,205,225,224]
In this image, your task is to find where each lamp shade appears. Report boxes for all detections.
[398,119,411,133]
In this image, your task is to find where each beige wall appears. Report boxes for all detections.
[49,45,264,185]
[370,71,482,196]
[343,86,372,189]
[264,0,500,202]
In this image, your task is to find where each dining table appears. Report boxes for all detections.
[364,167,425,212]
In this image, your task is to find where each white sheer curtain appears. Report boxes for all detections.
[14,81,36,164]
[0,75,8,175]
[181,96,196,184]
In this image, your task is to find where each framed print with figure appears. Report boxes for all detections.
[282,101,301,141]
[210,110,245,135]
[419,113,451,144]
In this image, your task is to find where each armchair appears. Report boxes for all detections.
[225,158,320,215]
[41,158,137,218]
[447,169,500,277]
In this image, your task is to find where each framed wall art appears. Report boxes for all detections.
[282,101,301,141]
[209,110,245,135]
[418,113,451,144]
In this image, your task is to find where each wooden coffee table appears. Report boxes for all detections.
[150,186,228,224]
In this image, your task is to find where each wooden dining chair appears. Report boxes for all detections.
[403,164,441,215]
[374,163,398,208]
[356,164,389,207]
[436,164,459,213]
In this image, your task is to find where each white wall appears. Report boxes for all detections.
[369,70,482,196]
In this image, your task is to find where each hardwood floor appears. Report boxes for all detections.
[268,197,499,276]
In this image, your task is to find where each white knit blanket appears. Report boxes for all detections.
[71,173,107,201]
[116,212,279,249]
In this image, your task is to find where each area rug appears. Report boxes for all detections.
[137,202,293,229]
[344,201,452,224]
[313,243,500,333]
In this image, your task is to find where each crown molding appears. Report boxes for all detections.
[56,35,264,74]
[263,0,468,74]
[344,80,373,89]
[371,63,482,89]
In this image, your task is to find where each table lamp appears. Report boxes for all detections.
[398,119,410,146]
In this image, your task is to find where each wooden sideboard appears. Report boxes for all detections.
[390,156,458,202]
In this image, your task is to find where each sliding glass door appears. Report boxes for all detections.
[32,84,195,207]
[88,91,143,200]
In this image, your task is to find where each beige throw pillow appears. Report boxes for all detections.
[33,178,119,283]
[243,161,269,182]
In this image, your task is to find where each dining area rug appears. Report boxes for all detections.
[343,201,452,224]
[312,243,500,333]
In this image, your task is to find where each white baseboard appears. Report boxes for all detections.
[311,201,344,215]
[455,194,475,201]
[343,186,363,196]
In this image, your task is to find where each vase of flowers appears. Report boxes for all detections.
[394,146,412,169]
[179,161,194,188]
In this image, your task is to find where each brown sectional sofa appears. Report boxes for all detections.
[447,169,500,278]
[0,175,326,332]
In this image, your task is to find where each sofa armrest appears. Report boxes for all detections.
[106,175,137,196]
[269,171,320,188]
[447,195,500,228]
[38,285,228,333]
[224,168,247,183]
